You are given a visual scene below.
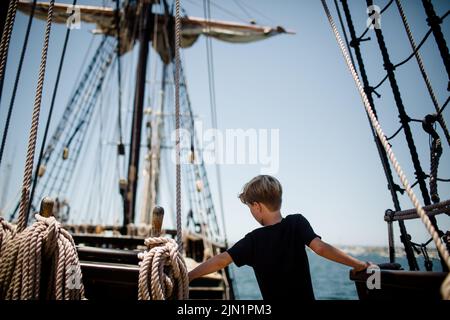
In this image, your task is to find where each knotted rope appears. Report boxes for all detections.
[321,0,450,299]
[0,214,84,300]
[138,237,188,300]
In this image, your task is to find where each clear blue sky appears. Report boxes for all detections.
[0,0,449,248]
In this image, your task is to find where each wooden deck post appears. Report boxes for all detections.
[151,206,164,237]
[39,196,54,218]
[39,197,55,299]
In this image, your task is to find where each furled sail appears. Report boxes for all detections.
[17,0,293,63]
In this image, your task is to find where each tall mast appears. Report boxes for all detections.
[123,1,154,229]
[141,65,167,225]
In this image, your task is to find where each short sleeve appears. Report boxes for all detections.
[297,214,320,246]
[227,233,254,267]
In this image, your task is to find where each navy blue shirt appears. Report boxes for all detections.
[227,214,320,300]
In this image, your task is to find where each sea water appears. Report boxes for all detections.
[230,248,444,300]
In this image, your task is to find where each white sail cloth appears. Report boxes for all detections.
[17,1,293,63]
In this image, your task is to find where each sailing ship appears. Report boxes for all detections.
[0,0,449,301]
[0,0,291,300]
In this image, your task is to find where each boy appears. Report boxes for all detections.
[188,175,370,300]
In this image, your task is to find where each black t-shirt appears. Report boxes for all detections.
[227,214,320,300]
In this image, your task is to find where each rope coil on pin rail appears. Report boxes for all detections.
[0,197,84,300]
[138,207,189,300]
[0,0,84,300]
[320,0,450,299]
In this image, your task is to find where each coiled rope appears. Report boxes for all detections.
[320,0,450,299]
[0,217,16,258]
[0,0,84,300]
[0,214,84,300]
[137,237,188,300]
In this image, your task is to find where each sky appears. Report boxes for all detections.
[0,0,449,249]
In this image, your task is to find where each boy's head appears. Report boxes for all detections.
[238,175,282,224]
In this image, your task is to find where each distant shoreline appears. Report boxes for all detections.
[331,245,441,259]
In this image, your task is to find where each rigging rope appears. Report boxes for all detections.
[366,0,446,271]
[0,0,18,109]
[339,0,418,269]
[333,0,356,71]
[321,0,450,298]
[26,0,78,220]
[357,0,394,41]
[0,214,84,299]
[203,0,228,245]
[421,0,450,91]
[369,7,449,94]
[175,0,182,252]
[17,0,56,233]
[395,0,450,147]
[0,0,37,166]
[138,237,188,300]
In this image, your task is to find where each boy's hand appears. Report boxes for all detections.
[351,261,371,273]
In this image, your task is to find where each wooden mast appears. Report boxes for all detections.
[123,1,154,230]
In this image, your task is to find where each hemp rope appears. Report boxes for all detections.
[174,0,182,252]
[395,0,450,147]
[17,0,55,232]
[0,217,16,258]
[0,214,84,300]
[321,0,450,299]
[0,0,18,107]
[138,237,188,300]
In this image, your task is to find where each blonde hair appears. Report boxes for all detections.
[238,175,282,211]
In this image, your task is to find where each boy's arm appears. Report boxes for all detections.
[308,238,369,272]
[188,252,233,282]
